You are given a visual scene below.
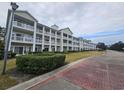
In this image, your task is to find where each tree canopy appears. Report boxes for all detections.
[96,42,107,50]
[109,41,124,51]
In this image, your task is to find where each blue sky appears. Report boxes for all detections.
[0,2,124,44]
[81,29,124,39]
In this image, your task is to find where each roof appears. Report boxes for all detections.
[14,10,38,22]
[59,27,73,34]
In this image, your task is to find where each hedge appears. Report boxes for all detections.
[16,54,66,74]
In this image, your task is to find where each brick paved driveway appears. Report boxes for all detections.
[29,50,124,90]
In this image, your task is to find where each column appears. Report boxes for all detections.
[67,35,69,51]
[33,21,37,52]
[79,39,81,51]
[42,26,45,51]
[60,32,63,52]
[72,37,74,51]
[49,29,52,52]
[23,46,25,55]
[55,31,57,52]
[12,46,15,53]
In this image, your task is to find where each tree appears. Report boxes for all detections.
[110,41,124,51]
[96,42,107,50]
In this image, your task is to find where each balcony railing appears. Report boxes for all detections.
[37,29,43,33]
[57,35,61,38]
[63,43,67,46]
[44,41,50,44]
[63,36,67,39]
[51,41,55,44]
[44,31,50,35]
[13,21,34,31]
[68,38,72,41]
[12,36,33,43]
[68,43,72,46]
[36,39,42,43]
[57,42,61,45]
[51,33,55,36]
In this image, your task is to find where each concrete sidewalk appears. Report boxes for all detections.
[8,50,124,90]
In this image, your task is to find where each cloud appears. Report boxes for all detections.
[0,2,124,44]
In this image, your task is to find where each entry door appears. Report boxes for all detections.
[19,47,23,54]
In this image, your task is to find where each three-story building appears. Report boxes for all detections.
[6,10,97,54]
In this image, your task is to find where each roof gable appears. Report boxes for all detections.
[14,10,38,22]
[60,27,73,35]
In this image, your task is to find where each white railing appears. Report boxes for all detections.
[12,36,33,43]
[63,43,67,46]
[44,31,50,35]
[51,33,55,36]
[57,35,61,38]
[25,37,33,42]
[51,41,55,44]
[63,36,68,40]
[13,21,34,31]
[68,38,72,41]
[36,39,42,43]
[37,29,43,33]
[57,42,61,45]
[68,43,72,46]
[44,41,50,44]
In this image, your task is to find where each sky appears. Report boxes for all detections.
[0,2,124,45]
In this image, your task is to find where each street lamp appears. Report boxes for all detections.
[11,2,19,11]
[2,2,19,75]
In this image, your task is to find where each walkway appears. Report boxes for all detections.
[10,50,124,90]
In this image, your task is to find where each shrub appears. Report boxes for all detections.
[11,52,16,58]
[0,52,3,59]
[16,54,66,74]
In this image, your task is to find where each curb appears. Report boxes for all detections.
[8,55,101,90]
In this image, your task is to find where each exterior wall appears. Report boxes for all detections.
[8,10,97,54]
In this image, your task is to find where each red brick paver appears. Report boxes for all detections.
[28,51,124,90]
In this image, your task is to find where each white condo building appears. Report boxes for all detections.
[6,10,97,54]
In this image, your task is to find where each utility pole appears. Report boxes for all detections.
[2,2,19,75]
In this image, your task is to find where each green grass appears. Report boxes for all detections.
[0,51,104,89]
[0,75,18,90]
[0,59,17,90]
[0,59,16,73]
[65,51,104,63]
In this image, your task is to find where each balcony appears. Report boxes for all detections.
[13,21,34,31]
[12,36,33,43]
[63,43,67,46]
[57,35,61,38]
[57,42,61,46]
[44,41,50,44]
[37,29,43,34]
[36,39,42,43]
[51,41,55,44]
[68,43,72,46]
[44,31,50,36]
[68,37,72,41]
[51,33,55,37]
[63,36,67,40]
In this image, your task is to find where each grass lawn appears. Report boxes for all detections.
[0,59,16,73]
[0,51,104,89]
[65,51,104,63]
[0,59,17,89]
